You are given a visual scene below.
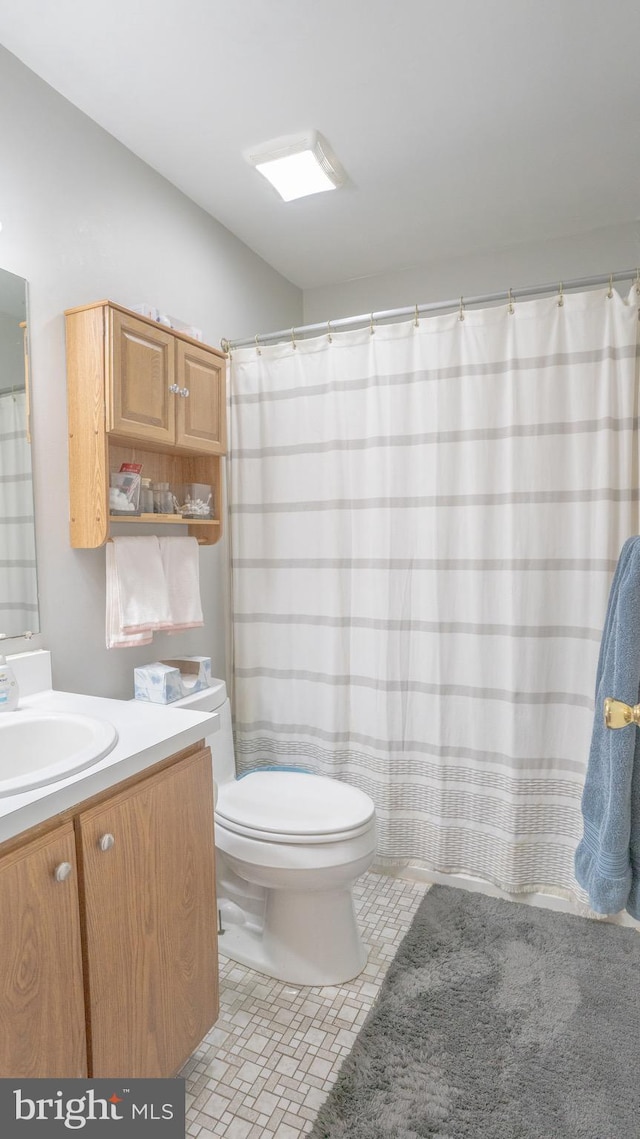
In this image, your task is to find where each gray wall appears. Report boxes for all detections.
[0,46,302,697]
[303,220,640,324]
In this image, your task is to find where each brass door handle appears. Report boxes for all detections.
[603,697,640,729]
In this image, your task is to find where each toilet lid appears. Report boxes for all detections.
[215,771,375,838]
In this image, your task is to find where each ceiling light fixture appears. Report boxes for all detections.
[246,131,344,202]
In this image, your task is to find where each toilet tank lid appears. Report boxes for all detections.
[170,678,227,712]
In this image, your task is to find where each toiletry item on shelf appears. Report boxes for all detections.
[179,483,214,519]
[0,655,19,711]
[167,315,204,341]
[120,461,143,477]
[130,304,203,340]
[131,303,160,322]
[109,470,141,514]
[152,482,174,514]
[140,478,154,513]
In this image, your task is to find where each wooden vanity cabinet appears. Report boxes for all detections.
[0,822,87,1077]
[65,300,227,548]
[78,746,218,1078]
[0,744,218,1079]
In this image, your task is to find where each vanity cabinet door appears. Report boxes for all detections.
[0,823,87,1077]
[77,748,219,1078]
[108,308,176,445]
[175,339,227,453]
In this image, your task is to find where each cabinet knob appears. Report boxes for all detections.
[54,862,73,882]
[98,833,115,852]
[179,387,189,397]
[169,383,180,394]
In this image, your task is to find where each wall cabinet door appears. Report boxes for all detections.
[0,823,87,1077]
[175,340,227,453]
[78,748,218,1077]
[108,308,176,444]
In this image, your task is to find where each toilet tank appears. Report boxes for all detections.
[170,679,236,786]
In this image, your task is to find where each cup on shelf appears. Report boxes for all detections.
[152,482,175,515]
[109,471,141,515]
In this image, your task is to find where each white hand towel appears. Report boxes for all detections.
[106,536,172,649]
[158,536,204,631]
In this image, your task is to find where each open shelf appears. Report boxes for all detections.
[109,513,221,544]
[110,514,218,526]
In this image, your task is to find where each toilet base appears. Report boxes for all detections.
[218,884,368,986]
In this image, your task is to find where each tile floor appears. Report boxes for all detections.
[180,871,428,1138]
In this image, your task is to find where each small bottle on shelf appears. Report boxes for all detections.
[140,478,154,514]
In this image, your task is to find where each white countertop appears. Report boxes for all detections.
[0,688,218,843]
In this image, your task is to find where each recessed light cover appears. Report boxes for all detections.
[247,131,344,202]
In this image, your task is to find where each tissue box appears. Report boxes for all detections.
[134,656,212,704]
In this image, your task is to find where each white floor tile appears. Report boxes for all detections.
[180,871,427,1138]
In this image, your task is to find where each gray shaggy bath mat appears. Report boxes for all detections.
[310,885,640,1138]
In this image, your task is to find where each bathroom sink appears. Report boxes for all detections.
[0,711,118,796]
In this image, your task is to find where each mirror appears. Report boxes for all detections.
[0,268,39,638]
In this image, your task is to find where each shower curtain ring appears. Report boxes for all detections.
[370,313,375,336]
[327,320,333,343]
[458,296,465,322]
[291,328,297,350]
[254,334,262,356]
[557,283,564,307]
[507,288,515,315]
[607,274,614,299]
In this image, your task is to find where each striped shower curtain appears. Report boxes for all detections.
[228,287,640,898]
[0,390,38,635]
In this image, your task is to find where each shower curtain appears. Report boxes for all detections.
[227,287,640,898]
[0,389,38,633]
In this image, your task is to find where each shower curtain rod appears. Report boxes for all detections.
[222,267,640,352]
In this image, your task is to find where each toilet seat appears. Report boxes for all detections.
[215,770,375,845]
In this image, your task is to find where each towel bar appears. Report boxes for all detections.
[603,697,640,728]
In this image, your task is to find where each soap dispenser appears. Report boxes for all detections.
[0,655,19,711]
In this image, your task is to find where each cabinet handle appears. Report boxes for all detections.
[54,862,72,882]
[98,833,115,852]
[169,384,179,394]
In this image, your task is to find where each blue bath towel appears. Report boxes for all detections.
[575,535,640,917]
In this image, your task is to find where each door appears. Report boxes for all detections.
[175,340,226,453]
[108,308,176,444]
[78,749,218,1077]
[0,823,87,1077]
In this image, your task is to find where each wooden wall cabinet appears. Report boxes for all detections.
[65,301,227,547]
[0,745,219,1079]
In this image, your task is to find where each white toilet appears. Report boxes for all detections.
[174,680,376,986]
